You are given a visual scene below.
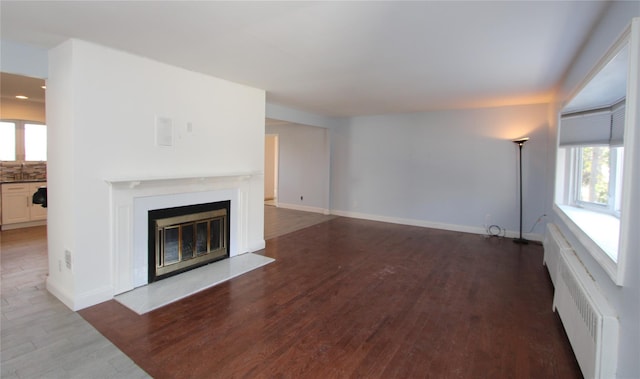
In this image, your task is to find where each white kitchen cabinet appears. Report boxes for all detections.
[1,182,47,226]
[28,183,47,221]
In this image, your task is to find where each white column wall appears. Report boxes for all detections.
[46,39,265,310]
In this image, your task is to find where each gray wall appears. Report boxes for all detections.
[0,40,48,78]
[266,122,330,212]
[330,104,551,238]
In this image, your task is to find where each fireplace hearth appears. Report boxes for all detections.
[148,201,230,283]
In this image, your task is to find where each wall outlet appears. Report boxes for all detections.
[65,249,72,270]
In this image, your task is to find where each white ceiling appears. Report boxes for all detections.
[563,41,629,114]
[0,1,611,117]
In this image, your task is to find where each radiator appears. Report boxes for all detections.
[548,224,619,379]
[543,223,572,286]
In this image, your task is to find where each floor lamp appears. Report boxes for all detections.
[513,137,529,245]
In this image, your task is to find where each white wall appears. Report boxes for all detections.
[46,39,265,310]
[331,104,550,238]
[46,41,76,304]
[265,122,330,213]
[553,5,640,378]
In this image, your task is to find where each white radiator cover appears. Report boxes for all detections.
[543,223,572,286]
[546,224,619,379]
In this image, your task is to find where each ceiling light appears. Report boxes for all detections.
[15,95,29,100]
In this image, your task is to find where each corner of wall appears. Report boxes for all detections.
[45,276,75,310]
[73,285,114,311]
[265,102,341,129]
[248,239,266,253]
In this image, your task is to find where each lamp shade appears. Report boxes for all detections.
[513,137,529,145]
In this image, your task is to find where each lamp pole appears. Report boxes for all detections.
[513,138,529,245]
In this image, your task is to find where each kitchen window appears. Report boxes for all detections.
[0,121,16,160]
[0,120,47,161]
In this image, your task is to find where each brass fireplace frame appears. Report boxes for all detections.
[148,201,230,283]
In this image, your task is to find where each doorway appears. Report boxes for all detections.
[264,134,278,206]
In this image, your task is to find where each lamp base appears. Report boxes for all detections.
[513,238,529,245]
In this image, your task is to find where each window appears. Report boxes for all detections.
[556,102,626,268]
[0,120,47,161]
[554,22,638,287]
[0,121,16,160]
[556,143,623,263]
[574,145,623,216]
[25,123,47,161]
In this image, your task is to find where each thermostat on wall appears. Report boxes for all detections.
[155,116,173,147]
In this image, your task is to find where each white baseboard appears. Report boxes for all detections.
[330,209,543,242]
[277,202,330,215]
[74,285,114,311]
[46,276,114,311]
[46,276,75,310]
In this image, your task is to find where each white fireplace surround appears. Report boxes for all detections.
[107,173,256,295]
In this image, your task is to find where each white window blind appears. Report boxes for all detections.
[610,103,625,146]
[559,111,611,146]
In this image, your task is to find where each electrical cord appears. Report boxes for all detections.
[486,224,506,238]
[483,214,546,239]
[528,214,547,233]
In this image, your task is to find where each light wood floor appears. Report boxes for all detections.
[264,204,336,240]
[0,226,149,378]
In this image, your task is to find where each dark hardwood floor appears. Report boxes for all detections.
[80,217,581,378]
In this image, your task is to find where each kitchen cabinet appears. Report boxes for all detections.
[29,183,47,221]
[1,182,47,226]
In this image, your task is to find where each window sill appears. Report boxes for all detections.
[555,204,619,262]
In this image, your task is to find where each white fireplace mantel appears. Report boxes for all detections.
[105,171,260,188]
[107,172,260,295]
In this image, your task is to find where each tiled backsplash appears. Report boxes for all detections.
[0,162,47,182]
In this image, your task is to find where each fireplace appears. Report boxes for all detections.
[148,201,230,283]
[107,174,264,295]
